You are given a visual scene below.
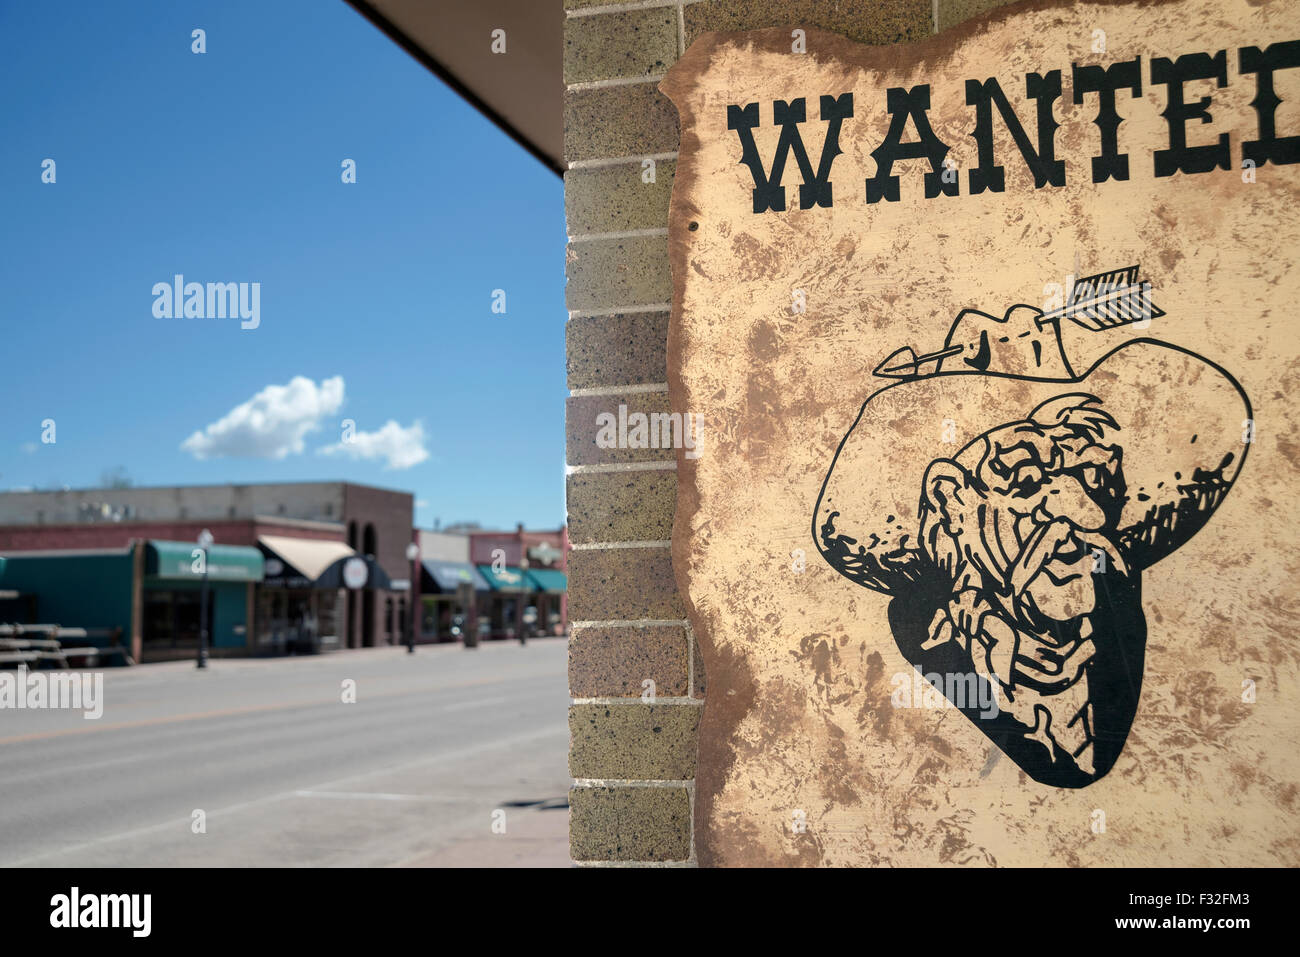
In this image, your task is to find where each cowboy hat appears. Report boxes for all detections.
[813,339,1251,593]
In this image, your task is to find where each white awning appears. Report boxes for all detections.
[258,535,356,582]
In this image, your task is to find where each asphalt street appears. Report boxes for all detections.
[0,639,570,867]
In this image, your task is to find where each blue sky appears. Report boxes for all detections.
[0,0,565,530]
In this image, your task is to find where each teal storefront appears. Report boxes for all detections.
[1,540,265,662]
[0,547,136,647]
[142,541,263,657]
[475,563,568,639]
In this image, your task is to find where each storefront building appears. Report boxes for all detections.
[140,540,262,660]
[0,481,414,659]
[469,525,569,639]
[0,539,263,663]
[413,525,570,642]
[258,534,392,653]
[418,557,488,642]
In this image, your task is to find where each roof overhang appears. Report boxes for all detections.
[344,0,563,176]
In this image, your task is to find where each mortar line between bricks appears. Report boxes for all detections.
[570,540,671,550]
[569,302,673,319]
[568,383,669,397]
[568,152,677,171]
[571,696,703,706]
[573,779,694,787]
[567,74,666,93]
[575,860,694,868]
[688,781,697,864]
[686,618,695,698]
[566,0,704,18]
[566,461,677,476]
[571,619,687,628]
[568,227,669,243]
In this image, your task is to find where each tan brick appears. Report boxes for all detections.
[564,83,680,164]
[570,624,690,698]
[566,311,669,390]
[684,0,932,49]
[567,468,675,544]
[566,392,677,466]
[569,703,700,779]
[937,0,1017,32]
[565,161,675,236]
[567,546,684,621]
[566,234,672,314]
[565,7,679,84]
[570,785,692,861]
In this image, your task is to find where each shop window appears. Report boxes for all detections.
[142,589,210,648]
[318,591,337,640]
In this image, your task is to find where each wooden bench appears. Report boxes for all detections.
[0,625,133,668]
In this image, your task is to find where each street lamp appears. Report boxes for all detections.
[405,541,419,654]
[518,551,530,645]
[197,528,214,670]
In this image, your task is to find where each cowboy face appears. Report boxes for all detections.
[815,340,1251,788]
[924,400,1127,632]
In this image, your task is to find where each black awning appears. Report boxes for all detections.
[314,554,393,591]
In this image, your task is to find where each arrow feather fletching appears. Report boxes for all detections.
[1042,265,1165,331]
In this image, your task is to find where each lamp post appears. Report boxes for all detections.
[405,541,419,654]
[518,551,530,645]
[197,528,214,669]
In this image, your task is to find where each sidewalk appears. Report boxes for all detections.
[396,800,570,867]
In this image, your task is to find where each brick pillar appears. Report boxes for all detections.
[563,0,1010,865]
[564,0,694,866]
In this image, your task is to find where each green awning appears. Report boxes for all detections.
[524,568,567,593]
[476,564,528,591]
[146,541,264,583]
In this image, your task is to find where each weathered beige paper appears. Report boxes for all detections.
[662,0,1300,866]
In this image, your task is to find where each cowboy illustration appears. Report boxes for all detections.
[813,267,1250,787]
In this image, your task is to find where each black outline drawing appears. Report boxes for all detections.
[812,267,1252,787]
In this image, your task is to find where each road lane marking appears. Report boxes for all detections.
[294,791,449,801]
[3,722,569,866]
[0,672,560,746]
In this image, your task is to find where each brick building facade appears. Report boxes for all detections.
[0,481,414,654]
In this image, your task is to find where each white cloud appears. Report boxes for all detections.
[317,420,429,470]
[181,376,345,461]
